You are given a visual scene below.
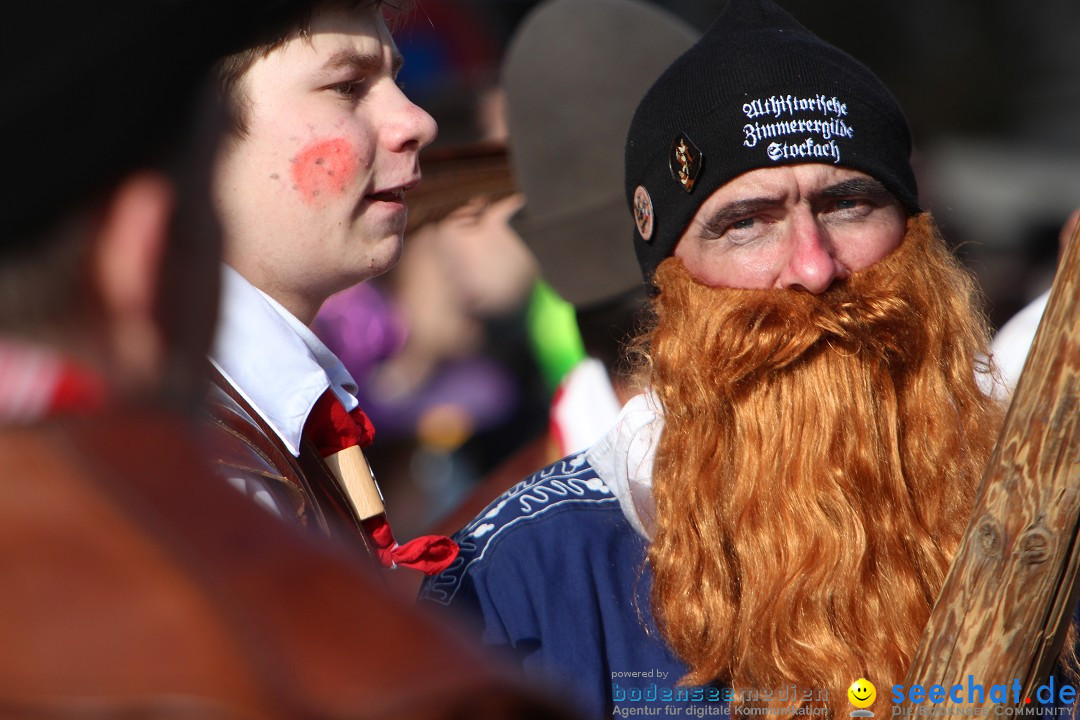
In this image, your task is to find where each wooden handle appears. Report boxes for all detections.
[902,216,1080,706]
[323,445,385,521]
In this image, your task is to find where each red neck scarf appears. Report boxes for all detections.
[0,340,107,423]
[304,391,458,575]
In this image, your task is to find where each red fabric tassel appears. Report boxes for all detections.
[348,407,375,448]
[305,391,375,455]
[361,514,459,575]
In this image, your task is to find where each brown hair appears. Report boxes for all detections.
[0,214,91,338]
[214,0,404,136]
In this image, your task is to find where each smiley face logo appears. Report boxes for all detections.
[848,678,876,709]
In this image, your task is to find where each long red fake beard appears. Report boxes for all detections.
[644,214,1004,714]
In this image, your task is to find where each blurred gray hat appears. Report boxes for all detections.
[503,0,699,307]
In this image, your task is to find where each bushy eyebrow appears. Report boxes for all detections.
[700,177,895,234]
[818,178,893,202]
[316,47,403,79]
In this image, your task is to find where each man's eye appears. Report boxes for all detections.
[831,197,877,214]
[724,217,766,246]
[333,81,362,99]
[822,197,875,223]
[701,215,765,243]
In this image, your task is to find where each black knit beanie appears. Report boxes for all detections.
[625,0,920,285]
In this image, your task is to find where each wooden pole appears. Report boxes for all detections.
[900,220,1080,710]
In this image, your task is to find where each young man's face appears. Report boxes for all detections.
[214,4,437,320]
[673,164,906,294]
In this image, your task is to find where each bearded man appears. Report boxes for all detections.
[419,0,1005,717]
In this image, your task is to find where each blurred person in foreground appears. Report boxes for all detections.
[203,0,458,576]
[0,2,575,718]
[421,0,1008,715]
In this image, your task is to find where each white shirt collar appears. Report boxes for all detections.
[210,265,359,457]
[586,391,665,540]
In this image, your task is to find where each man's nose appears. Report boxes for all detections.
[384,89,438,153]
[777,212,845,294]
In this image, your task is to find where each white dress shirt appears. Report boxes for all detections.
[210,265,360,458]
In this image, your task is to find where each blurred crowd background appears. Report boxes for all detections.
[311,0,1080,537]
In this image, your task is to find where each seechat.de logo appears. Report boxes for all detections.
[891,676,1076,710]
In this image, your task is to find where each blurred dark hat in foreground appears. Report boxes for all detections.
[3,0,302,248]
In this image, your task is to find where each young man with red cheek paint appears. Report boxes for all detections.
[213,3,436,323]
[204,1,456,575]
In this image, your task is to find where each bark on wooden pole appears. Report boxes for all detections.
[899,221,1080,711]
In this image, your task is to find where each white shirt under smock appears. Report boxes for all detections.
[991,289,1050,397]
[587,391,664,541]
[210,264,361,456]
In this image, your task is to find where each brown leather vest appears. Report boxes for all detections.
[201,366,376,561]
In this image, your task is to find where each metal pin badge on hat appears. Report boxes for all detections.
[669,132,703,192]
[633,185,654,241]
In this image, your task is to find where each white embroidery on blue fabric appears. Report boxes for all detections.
[481,498,509,520]
[418,454,616,605]
[470,523,496,539]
